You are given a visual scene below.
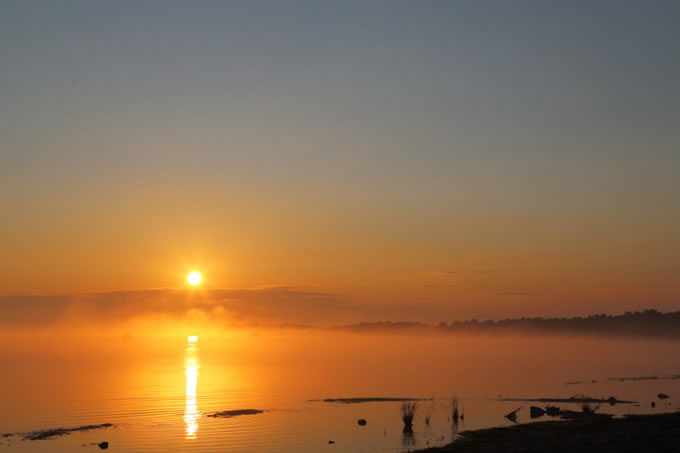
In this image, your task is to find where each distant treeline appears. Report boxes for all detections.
[338,309,680,339]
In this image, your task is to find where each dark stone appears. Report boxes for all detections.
[530,406,546,418]
[328,440,335,444]
[98,442,109,450]
[608,396,617,405]
[546,406,560,417]
[658,393,670,400]
[357,419,367,426]
[652,402,656,408]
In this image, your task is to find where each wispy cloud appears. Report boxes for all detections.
[434,269,500,276]
[497,291,529,296]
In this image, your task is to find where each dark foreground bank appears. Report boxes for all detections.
[416,412,680,453]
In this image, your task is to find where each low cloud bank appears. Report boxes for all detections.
[0,287,347,328]
[3,289,678,339]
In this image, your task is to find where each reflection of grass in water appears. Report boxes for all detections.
[452,396,460,422]
[401,402,417,428]
[401,428,415,447]
[580,401,600,414]
[424,400,434,426]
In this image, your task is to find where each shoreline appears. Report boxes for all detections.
[415,412,680,452]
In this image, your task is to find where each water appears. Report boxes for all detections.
[1,331,679,452]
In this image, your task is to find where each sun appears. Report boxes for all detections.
[187,271,202,286]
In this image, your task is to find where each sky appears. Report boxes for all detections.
[1,1,679,327]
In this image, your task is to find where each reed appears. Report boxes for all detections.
[401,402,417,428]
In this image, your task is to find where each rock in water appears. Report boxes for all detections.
[98,442,109,450]
[328,440,335,444]
[546,406,560,417]
[530,406,546,418]
[658,393,670,400]
[357,419,367,426]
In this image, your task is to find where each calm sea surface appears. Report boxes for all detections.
[1,331,679,452]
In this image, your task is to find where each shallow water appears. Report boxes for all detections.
[1,331,678,452]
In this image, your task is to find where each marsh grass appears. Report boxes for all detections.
[401,402,417,428]
[424,400,435,426]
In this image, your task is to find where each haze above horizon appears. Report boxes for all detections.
[1,1,679,326]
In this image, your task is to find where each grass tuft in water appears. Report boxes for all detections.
[401,402,417,429]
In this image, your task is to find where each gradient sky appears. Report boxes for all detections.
[1,1,679,324]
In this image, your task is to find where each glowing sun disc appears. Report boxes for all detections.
[187,271,202,285]
[187,335,198,343]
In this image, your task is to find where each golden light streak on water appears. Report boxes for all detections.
[184,339,200,439]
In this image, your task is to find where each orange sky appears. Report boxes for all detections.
[1,2,679,326]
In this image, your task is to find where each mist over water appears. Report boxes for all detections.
[1,331,678,452]
[2,1,679,451]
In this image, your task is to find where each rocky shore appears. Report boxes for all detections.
[416,412,680,453]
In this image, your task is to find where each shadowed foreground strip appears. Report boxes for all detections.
[416,412,680,453]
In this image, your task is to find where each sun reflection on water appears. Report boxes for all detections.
[184,337,200,439]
